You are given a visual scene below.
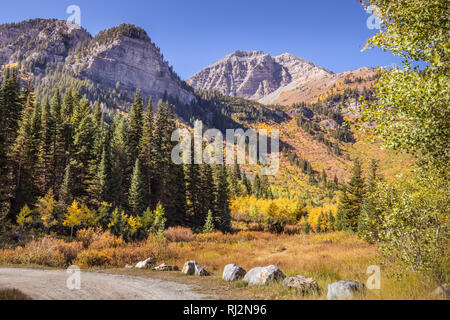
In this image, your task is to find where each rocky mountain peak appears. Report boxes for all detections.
[187,50,333,104]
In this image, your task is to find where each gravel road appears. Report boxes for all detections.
[0,267,211,300]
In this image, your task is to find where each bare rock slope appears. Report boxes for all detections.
[187,50,333,104]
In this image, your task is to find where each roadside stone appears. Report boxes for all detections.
[182,260,209,276]
[243,265,285,286]
[282,275,320,295]
[223,264,246,282]
[135,258,156,269]
[326,280,364,300]
[154,263,179,271]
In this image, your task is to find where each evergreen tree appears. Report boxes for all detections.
[11,91,41,215]
[72,97,95,200]
[129,159,146,216]
[203,210,215,233]
[39,98,54,193]
[336,158,365,232]
[358,159,382,242]
[138,98,154,208]
[59,162,73,210]
[127,90,144,172]
[214,165,231,232]
[317,211,324,233]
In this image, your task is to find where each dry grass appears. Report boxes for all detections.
[0,231,443,299]
[164,227,195,242]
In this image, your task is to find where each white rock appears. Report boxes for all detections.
[326,280,364,300]
[182,260,209,276]
[154,263,179,271]
[125,264,133,269]
[283,275,320,294]
[222,264,246,282]
[243,265,285,286]
[135,258,156,269]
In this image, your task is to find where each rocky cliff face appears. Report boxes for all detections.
[65,24,195,105]
[187,50,333,104]
[0,19,195,106]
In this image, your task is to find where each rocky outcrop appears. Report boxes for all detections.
[0,19,91,74]
[65,24,196,105]
[243,265,285,286]
[187,50,332,104]
[222,264,246,282]
[135,258,156,269]
[182,260,209,276]
[326,280,365,300]
[282,275,320,295]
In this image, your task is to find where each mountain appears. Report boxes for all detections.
[187,50,333,104]
[0,19,195,107]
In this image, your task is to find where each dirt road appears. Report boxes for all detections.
[0,267,212,300]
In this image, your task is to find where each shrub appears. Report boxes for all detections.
[164,227,194,242]
[0,237,83,267]
[76,228,102,248]
[76,250,111,267]
[89,231,124,249]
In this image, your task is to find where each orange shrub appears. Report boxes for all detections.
[164,227,194,242]
[89,231,124,249]
[76,228,102,248]
[0,237,83,267]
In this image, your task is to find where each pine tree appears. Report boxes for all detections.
[39,98,54,193]
[138,98,154,208]
[129,159,146,216]
[50,89,65,193]
[214,165,231,232]
[59,162,73,210]
[127,90,144,172]
[72,96,95,200]
[185,161,201,224]
[317,211,324,233]
[11,91,41,215]
[203,210,215,233]
[336,158,365,232]
[200,163,216,222]
[358,159,382,242]
[110,115,128,208]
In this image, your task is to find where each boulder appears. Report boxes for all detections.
[431,284,450,299]
[125,264,134,269]
[327,280,364,300]
[283,275,320,295]
[223,264,247,282]
[154,263,179,271]
[135,258,156,269]
[182,260,209,276]
[243,265,285,286]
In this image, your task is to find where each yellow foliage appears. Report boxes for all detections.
[36,189,57,230]
[231,195,305,224]
[17,205,32,228]
[307,204,337,229]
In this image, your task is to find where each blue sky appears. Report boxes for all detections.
[0,0,402,79]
